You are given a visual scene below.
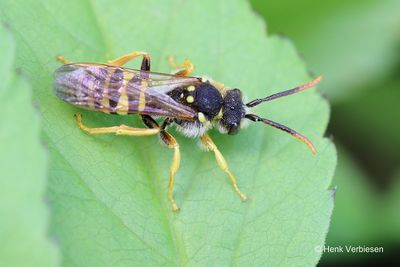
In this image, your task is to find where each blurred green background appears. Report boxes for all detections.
[250,0,400,266]
[1,0,399,266]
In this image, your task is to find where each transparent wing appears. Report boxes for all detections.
[53,63,200,120]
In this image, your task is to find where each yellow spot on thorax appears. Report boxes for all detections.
[216,109,223,119]
[198,112,211,127]
[187,85,195,92]
[198,112,206,123]
[186,95,194,103]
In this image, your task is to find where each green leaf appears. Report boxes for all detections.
[0,24,59,267]
[1,1,336,266]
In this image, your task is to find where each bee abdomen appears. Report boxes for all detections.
[53,64,124,113]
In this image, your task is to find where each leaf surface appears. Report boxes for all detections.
[0,1,336,266]
[0,24,59,267]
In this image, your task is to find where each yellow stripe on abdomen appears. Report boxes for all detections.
[117,72,134,115]
[138,80,148,112]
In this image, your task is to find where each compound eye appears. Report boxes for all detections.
[227,122,240,135]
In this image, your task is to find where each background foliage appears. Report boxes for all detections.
[1,0,336,266]
[250,0,400,266]
[0,24,59,267]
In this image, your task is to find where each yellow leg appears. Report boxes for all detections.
[75,113,159,136]
[167,55,195,76]
[56,55,71,64]
[108,51,150,67]
[160,131,181,211]
[200,133,247,201]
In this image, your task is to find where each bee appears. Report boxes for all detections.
[53,51,322,211]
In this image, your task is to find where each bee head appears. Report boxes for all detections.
[205,76,321,154]
[219,89,247,135]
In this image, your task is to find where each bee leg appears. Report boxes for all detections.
[108,51,151,70]
[200,133,247,201]
[141,115,181,211]
[74,113,159,136]
[56,55,71,64]
[167,55,194,76]
[160,131,181,212]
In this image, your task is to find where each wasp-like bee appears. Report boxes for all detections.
[53,51,322,211]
